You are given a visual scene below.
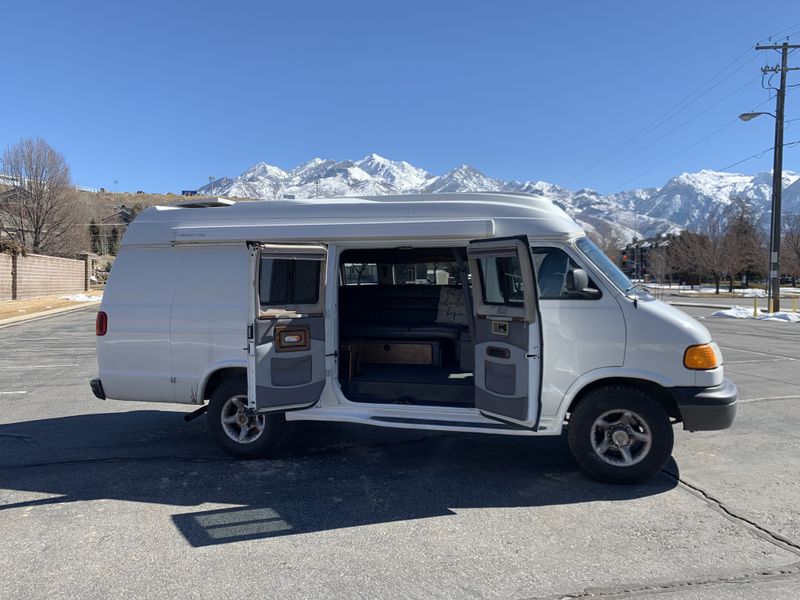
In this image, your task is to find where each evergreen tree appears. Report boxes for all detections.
[89,219,102,254]
[108,226,119,255]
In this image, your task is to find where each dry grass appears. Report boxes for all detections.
[0,291,102,321]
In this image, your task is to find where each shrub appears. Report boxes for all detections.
[0,239,26,256]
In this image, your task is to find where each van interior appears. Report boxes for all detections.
[337,247,475,408]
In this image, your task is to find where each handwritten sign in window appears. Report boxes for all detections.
[436,286,469,326]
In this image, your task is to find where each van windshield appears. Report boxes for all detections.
[574,237,637,295]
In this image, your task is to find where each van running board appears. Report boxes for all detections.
[370,416,529,430]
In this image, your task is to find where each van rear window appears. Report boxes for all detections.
[260,258,321,307]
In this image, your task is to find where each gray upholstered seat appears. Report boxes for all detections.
[339,285,467,342]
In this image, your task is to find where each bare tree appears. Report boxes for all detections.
[783,213,800,286]
[0,138,81,255]
[670,230,708,289]
[723,198,764,290]
[669,213,727,293]
[698,212,728,294]
[647,239,676,287]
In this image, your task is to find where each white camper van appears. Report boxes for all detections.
[91,193,736,483]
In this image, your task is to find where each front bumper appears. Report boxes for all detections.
[668,378,737,431]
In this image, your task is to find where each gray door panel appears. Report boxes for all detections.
[253,315,326,412]
[249,244,328,414]
[468,236,542,428]
[475,388,528,422]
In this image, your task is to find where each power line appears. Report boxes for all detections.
[578,76,760,181]
[777,26,800,41]
[757,20,800,43]
[610,118,741,191]
[565,54,760,185]
[716,139,800,172]
[608,94,777,191]
[567,23,800,187]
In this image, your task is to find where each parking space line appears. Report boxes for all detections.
[725,358,790,364]
[740,395,800,404]
[0,391,27,395]
[719,346,800,361]
[1,364,80,369]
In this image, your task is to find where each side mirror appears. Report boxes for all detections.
[566,268,601,299]
[566,268,589,292]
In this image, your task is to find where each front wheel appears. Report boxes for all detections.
[567,385,674,484]
[206,375,286,458]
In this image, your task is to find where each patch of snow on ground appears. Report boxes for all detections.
[710,305,800,322]
[61,293,102,302]
[739,288,766,297]
[645,284,800,297]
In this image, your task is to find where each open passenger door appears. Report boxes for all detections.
[467,236,543,428]
[247,243,328,413]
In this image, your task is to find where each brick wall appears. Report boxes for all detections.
[0,254,11,301]
[12,253,87,300]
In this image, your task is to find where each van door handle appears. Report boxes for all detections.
[486,346,510,359]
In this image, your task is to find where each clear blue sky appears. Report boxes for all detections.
[1,0,799,194]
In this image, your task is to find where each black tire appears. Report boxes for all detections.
[206,375,287,458]
[567,385,673,484]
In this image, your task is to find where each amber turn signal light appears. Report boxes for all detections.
[683,344,718,370]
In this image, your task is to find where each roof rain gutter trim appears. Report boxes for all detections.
[170,219,495,244]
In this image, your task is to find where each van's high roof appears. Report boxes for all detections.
[122,192,585,247]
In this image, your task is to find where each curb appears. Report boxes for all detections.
[668,301,739,310]
[0,302,100,329]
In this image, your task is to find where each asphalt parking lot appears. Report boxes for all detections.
[1,305,799,599]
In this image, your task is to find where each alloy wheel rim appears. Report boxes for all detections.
[220,395,266,444]
[589,409,653,467]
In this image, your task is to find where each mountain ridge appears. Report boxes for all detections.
[198,154,800,244]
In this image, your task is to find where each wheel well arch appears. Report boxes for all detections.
[200,367,246,402]
[566,377,681,422]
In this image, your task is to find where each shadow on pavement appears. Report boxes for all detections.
[0,410,678,546]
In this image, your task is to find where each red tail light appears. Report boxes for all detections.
[96,311,108,336]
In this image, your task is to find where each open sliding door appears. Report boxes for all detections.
[468,236,543,428]
[247,243,327,413]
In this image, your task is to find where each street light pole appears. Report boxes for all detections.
[754,41,800,312]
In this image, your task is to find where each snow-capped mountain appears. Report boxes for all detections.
[197,154,799,245]
[635,169,800,231]
[355,153,432,191]
[423,164,503,193]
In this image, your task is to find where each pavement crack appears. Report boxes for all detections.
[527,562,800,599]
[661,469,800,557]
[528,470,800,600]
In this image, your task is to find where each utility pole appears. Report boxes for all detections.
[755,42,800,312]
[634,197,640,280]
[209,175,215,197]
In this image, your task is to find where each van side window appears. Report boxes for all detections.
[478,254,525,305]
[531,247,601,300]
[343,263,378,285]
[260,258,320,306]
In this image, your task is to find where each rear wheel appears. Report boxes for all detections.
[568,385,673,484]
[207,375,286,458]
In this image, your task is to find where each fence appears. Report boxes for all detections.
[0,252,90,300]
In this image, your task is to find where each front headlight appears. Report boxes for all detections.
[684,343,720,370]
